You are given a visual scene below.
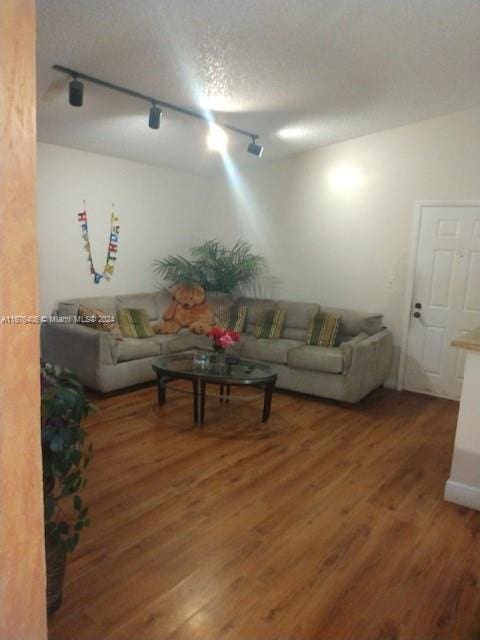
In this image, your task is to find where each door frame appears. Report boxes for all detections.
[397,200,480,392]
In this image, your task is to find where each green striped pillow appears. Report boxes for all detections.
[117,308,155,338]
[254,309,286,339]
[216,304,247,332]
[306,311,341,347]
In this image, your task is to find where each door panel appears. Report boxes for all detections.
[437,219,459,238]
[464,251,480,312]
[404,205,480,400]
[430,250,455,308]
[422,326,445,375]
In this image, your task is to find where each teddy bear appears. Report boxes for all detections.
[153,282,214,335]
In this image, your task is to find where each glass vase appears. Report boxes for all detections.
[212,346,226,369]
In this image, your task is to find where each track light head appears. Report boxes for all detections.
[247,137,263,157]
[69,78,84,107]
[149,104,162,129]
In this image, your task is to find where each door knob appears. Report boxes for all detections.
[413,311,421,318]
[414,302,422,309]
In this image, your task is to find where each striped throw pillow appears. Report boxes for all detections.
[216,304,247,332]
[254,309,286,339]
[77,303,123,341]
[306,311,341,347]
[117,308,155,339]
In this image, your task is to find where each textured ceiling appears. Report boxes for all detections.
[37,0,480,175]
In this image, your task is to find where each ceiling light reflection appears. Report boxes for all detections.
[277,126,311,140]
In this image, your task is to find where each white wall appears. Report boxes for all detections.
[37,143,209,315]
[445,349,480,510]
[38,107,480,385]
[207,106,480,385]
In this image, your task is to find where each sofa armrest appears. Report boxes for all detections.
[344,328,393,391]
[41,323,117,388]
[339,333,368,372]
[345,328,392,372]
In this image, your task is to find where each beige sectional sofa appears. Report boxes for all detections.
[41,291,393,403]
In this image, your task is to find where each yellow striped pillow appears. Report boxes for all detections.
[306,311,341,347]
[254,309,286,339]
[216,304,247,332]
[117,308,155,338]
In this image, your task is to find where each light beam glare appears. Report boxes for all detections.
[220,153,262,237]
[207,123,228,153]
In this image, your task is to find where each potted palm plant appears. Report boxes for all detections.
[153,239,267,294]
[41,361,94,615]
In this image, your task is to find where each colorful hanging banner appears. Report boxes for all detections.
[77,204,120,284]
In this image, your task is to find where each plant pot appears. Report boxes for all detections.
[46,541,67,616]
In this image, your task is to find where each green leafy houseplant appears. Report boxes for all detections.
[153,239,267,294]
[41,361,95,613]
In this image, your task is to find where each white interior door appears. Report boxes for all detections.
[404,205,480,400]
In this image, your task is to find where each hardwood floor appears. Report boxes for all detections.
[47,384,480,640]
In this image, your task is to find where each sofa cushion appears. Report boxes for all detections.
[234,297,278,333]
[278,300,320,329]
[155,289,175,319]
[57,302,80,320]
[117,337,162,362]
[156,331,197,354]
[117,293,161,321]
[323,307,383,336]
[242,338,303,365]
[277,300,320,341]
[288,345,344,374]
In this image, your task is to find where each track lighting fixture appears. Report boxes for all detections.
[149,104,162,129]
[69,77,84,107]
[247,137,264,157]
[54,65,264,156]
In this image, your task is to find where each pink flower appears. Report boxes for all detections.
[219,334,234,348]
[207,326,240,350]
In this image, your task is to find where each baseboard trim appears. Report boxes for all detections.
[444,479,480,511]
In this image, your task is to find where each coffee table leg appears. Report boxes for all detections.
[219,384,224,404]
[200,380,206,425]
[192,379,199,424]
[226,384,231,405]
[262,381,275,423]
[157,376,167,406]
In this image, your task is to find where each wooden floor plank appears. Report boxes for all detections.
[47,385,480,640]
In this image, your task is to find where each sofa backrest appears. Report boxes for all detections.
[322,306,383,337]
[116,291,171,321]
[234,297,278,334]
[57,291,172,322]
[56,292,384,339]
[58,296,118,318]
[234,296,383,340]
[277,300,320,341]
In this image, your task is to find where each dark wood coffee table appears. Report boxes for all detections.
[152,353,277,425]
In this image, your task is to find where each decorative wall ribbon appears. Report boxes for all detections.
[77,203,120,284]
